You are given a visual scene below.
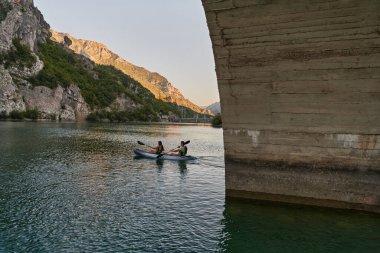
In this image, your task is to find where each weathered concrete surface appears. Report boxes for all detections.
[202,0,380,212]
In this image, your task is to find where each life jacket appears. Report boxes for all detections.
[156,145,164,154]
[179,146,187,156]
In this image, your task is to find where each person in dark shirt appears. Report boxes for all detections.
[149,141,164,154]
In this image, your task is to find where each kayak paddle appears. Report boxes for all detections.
[157,140,190,158]
[137,141,154,149]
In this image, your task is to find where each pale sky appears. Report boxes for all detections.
[34,0,219,106]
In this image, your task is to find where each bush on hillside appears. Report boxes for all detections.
[0,111,8,119]
[87,106,160,123]
[9,110,24,120]
[1,39,36,69]
[5,109,41,120]
[24,108,40,120]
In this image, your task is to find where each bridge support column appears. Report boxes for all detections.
[202,0,380,212]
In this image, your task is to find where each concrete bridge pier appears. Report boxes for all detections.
[202,0,380,212]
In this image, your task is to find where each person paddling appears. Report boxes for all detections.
[169,141,187,156]
[149,141,164,154]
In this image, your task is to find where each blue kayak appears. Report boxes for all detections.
[133,149,196,161]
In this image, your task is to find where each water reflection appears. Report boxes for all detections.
[178,161,188,178]
[133,156,189,178]
[156,159,164,172]
[220,198,380,253]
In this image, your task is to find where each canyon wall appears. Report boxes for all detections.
[202,0,380,212]
[50,30,213,116]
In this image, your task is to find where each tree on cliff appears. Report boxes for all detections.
[211,114,222,127]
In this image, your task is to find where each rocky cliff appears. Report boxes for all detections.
[0,0,205,121]
[0,0,49,51]
[0,0,91,120]
[50,30,213,115]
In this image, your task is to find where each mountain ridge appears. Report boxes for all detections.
[0,0,211,122]
[0,0,207,122]
[205,101,221,115]
[50,30,213,116]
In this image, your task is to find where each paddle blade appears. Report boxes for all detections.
[137,141,145,145]
[184,140,190,145]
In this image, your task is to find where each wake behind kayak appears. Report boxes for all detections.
[133,149,196,161]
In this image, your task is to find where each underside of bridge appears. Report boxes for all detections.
[202,0,380,212]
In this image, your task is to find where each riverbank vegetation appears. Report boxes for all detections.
[86,107,160,123]
[211,114,222,127]
[0,109,40,120]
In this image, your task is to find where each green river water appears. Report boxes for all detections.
[0,122,379,252]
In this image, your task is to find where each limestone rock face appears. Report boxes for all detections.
[20,85,62,118]
[0,66,25,113]
[0,0,91,121]
[8,53,43,78]
[109,94,140,112]
[0,0,50,52]
[60,84,89,121]
[51,30,213,115]
[19,84,89,120]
